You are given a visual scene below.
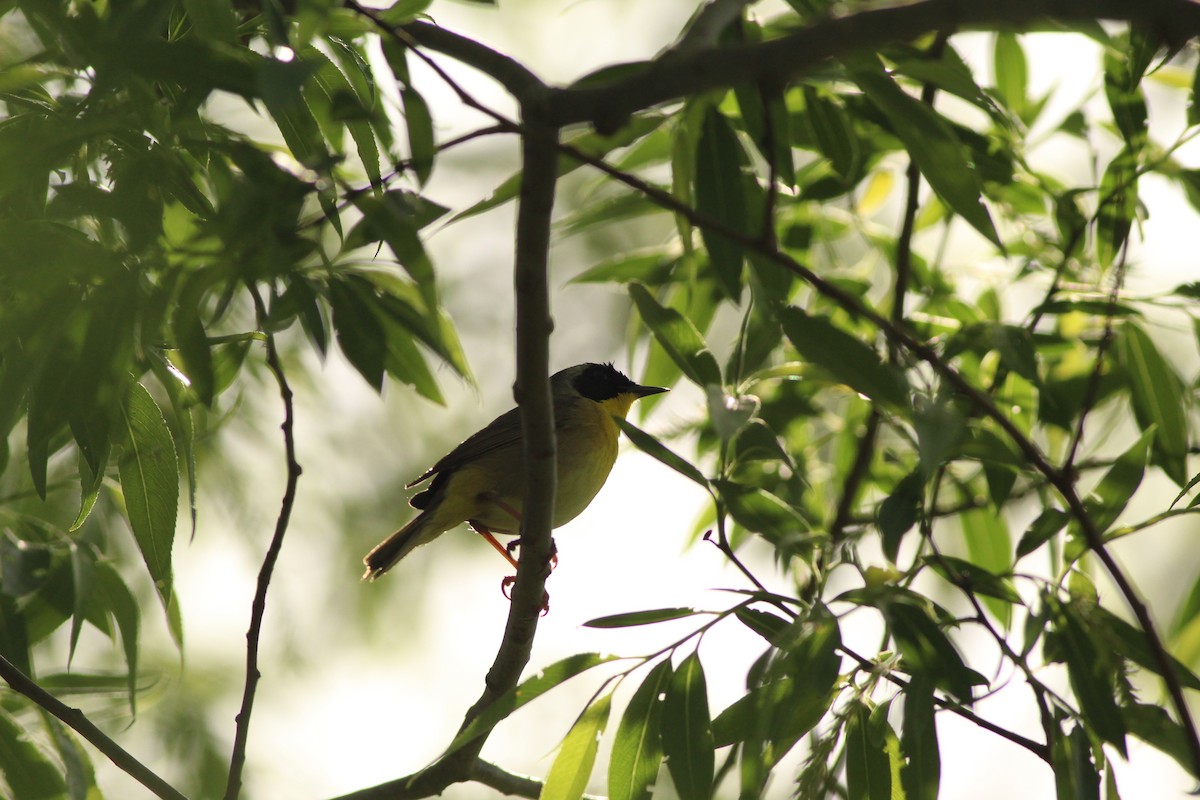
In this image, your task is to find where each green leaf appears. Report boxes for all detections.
[118,382,178,602]
[992,33,1028,118]
[926,555,1021,604]
[1016,507,1069,560]
[853,62,1001,248]
[801,85,859,181]
[67,546,95,668]
[879,471,921,563]
[845,702,897,800]
[1096,148,1139,269]
[694,108,748,299]
[447,654,619,756]
[585,608,702,629]
[609,659,672,800]
[0,707,67,800]
[540,694,612,800]
[662,652,714,800]
[1047,598,1127,756]
[571,252,675,285]
[628,282,721,387]
[1116,322,1189,486]
[44,715,99,800]
[182,0,237,42]
[329,278,387,391]
[900,676,939,800]
[402,86,435,185]
[1082,429,1154,537]
[258,57,329,170]
[94,561,140,714]
[616,418,709,489]
[779,306,909,409]
[1090,606,1200,692]
[1121,702,1199,779]
[713,480,808,540]
[887,602,980,704]
[958,507,1014,626]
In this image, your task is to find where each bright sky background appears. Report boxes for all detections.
[83,2,1200,798]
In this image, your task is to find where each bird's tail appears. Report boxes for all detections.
[362,511,435,580]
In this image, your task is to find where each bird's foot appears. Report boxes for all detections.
[506,536,558,571]
[500,575,550,615]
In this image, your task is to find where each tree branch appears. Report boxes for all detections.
[546,0,1200,131]
[0,654,188,800]
[224,284,304,800]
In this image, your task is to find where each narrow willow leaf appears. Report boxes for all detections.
[802,85,858,181]
[926,555,1021,604]
[780,306,909,410]
[182,0,236,42]
[118,382,178,602]
[628,282,721,387]
[1116,322,1189,486]
[585,608,701,629]
[67,546,95,668]
[1091,606,1200,692]
[0,707,67,800]
[402,86,435,185]
[1097,148,1139,269]
[616,419,709,489]
[958,507,1014,627]
[1121,702,1199,779]
[609,659,672,800]
[1016,507,1069,559]
[447,653,620,756]
[993,33,1028,118]
[887,602,980,704]
[900,676,940,800]
[328,278,387,391]
[854,63,1001,248]
[540,694,612,800]
[94,561,140,714]
[1083,429,1154,536]
[845,702,893,800]
[879,471,922,563]
[694,108,748,299]
[1048,598,1127,756]
[44,715,99,800]
[713,479,807,538]
[662,652,714,800]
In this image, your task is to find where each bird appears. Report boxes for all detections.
[363,362,667,580]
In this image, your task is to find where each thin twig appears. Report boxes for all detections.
[0,655,188,800]
[224,284,304,800]
[836,644,1051,763]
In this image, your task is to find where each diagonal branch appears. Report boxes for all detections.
[0,654,188,800]
[224,284,304,800]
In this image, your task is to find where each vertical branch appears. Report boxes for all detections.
[224,284,303,800]
[464,106,560,723]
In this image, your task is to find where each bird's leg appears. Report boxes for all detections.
[469,522,520,570]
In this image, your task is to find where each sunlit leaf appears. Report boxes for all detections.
[447,653,620,756]
[628,282,721,387]
[118,382,178,603]
[540,694,612,800]
[609,658,672,800]
[585,608,702,628]
[1116,322,1189,486]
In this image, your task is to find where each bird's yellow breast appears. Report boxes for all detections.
[435,392,638,534]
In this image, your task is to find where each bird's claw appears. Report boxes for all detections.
[506,536,559,571]
[500,575,550,615]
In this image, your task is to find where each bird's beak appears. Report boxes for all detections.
[631,383,668,398]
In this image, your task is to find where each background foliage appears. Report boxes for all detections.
[3,0,1200,798]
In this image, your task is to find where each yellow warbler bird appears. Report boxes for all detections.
[363,362,666,579]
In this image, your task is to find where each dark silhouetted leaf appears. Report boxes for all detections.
[629,282,721,387]
[780,306,909,409]
[585,608,702,628]
[694,108,748,299]
[663,652,714,800]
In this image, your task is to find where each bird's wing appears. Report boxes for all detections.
[406,405,524,487]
